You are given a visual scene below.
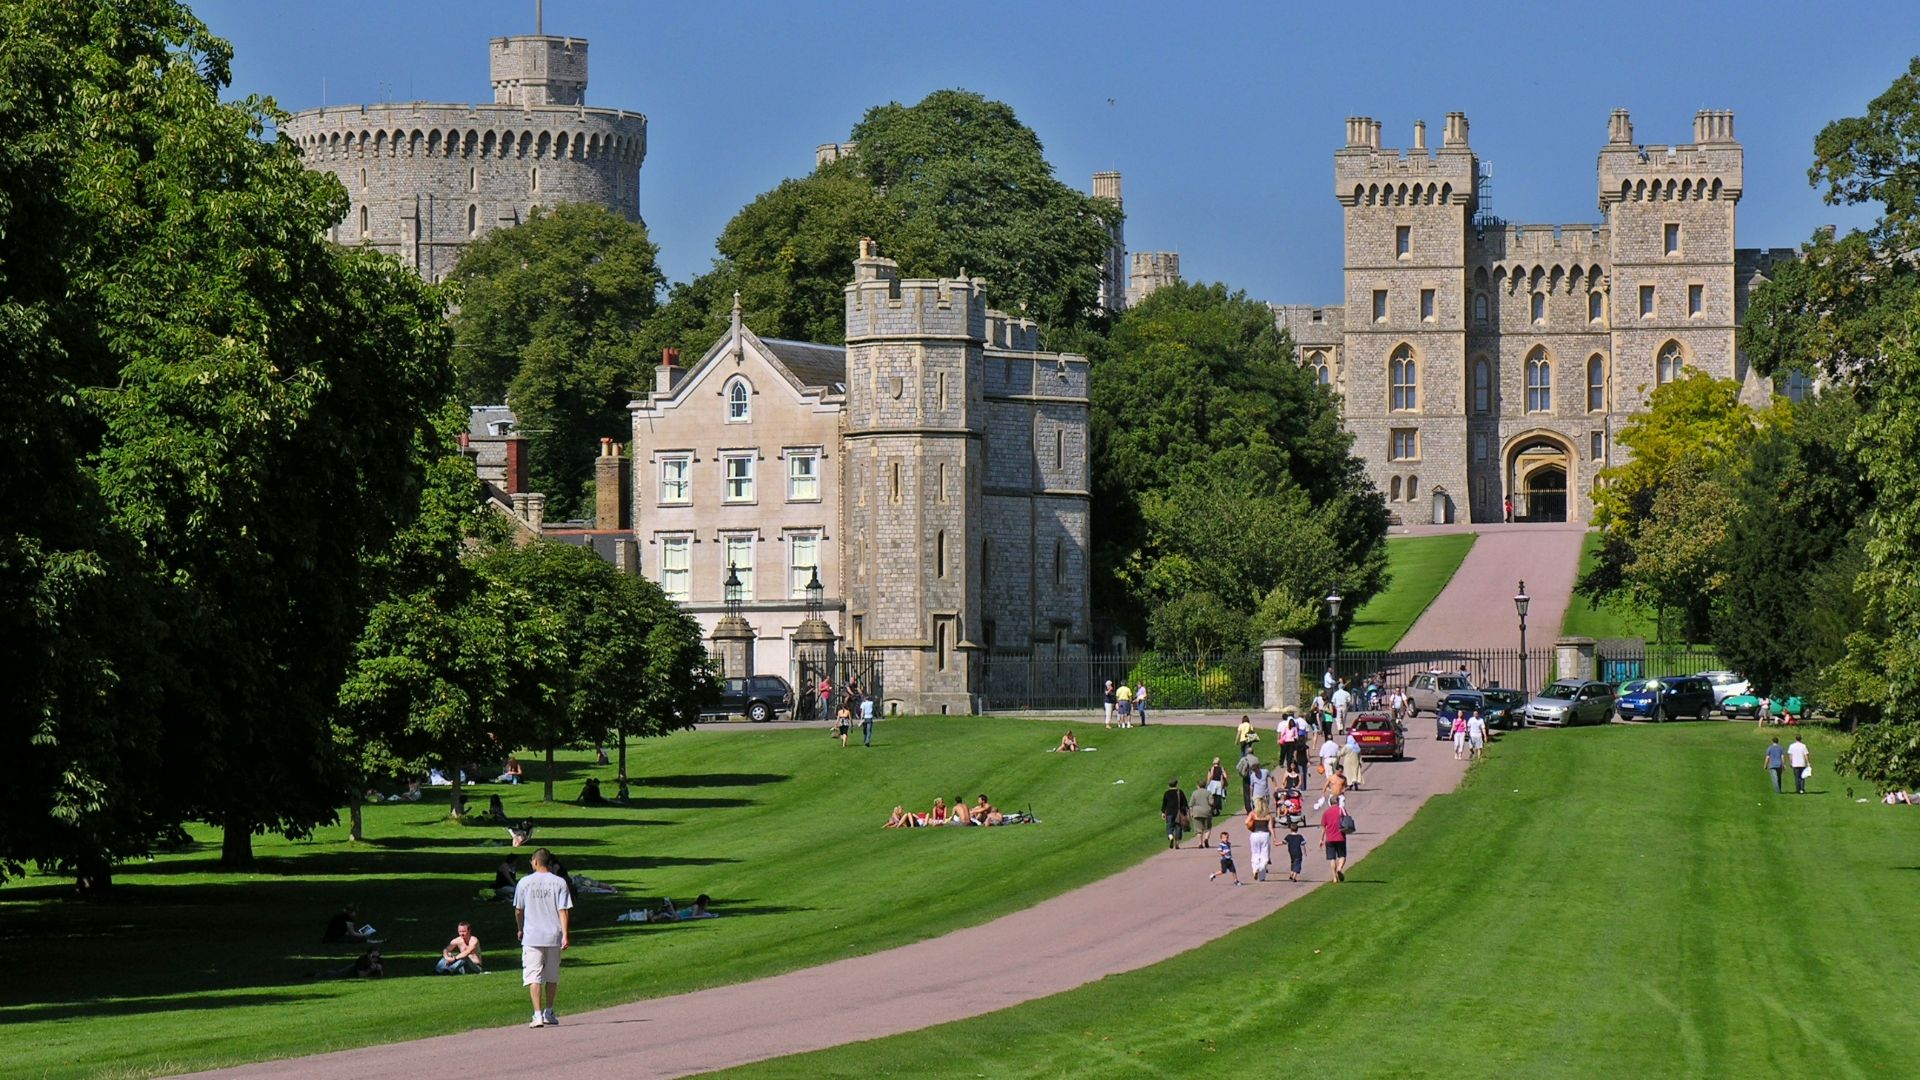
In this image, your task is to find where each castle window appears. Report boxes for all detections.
[530,166,539,192]
[359,205,369,238]
[787,450,819,501]
[1389,345,1418,411]
[1308,350,1330,385]
[722,454,755,502]
[1525,348,1552,413]
[1474,294,1489,324]
[1530,292,1546,324]
[937,462,949,503]
[1054,428,1064,471]
[359,168,367,190]
[1778,369,1813,403]
[1475,433,1489,461]
[936,530,947,579]
[890,461,901,504]
[1421,289,1436,322]
[1591,432,1605,461]
[1472,357,1491,413]
[1639,285,1655,318]
[1053,539,1064,585]
[1586,355,1607,412]
[657,535,691,602]
[468,166,477,191]
[1395,226,1411,258]
[935,618,952,673]
[789,531,820,599]
[724,535,755,600]
[658,454,692,505]
[1390,428,1419,461]
[981,540,992,594]
[1664,223,1680,255]
[467,204,477,238]
[937,371,948,411]
[1589,290,1604,322]
[1688,284,1704,316]
[1390,476,1402,501]
[1657,341,1685,385]
[1372,290,1388,323]
[726,378,751,422]
[1407,476,1419,501]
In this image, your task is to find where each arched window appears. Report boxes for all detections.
[1307,350,1331,385]
[1586,355,1606,411]
[936,530,947,578]
[468,165,477,191]
[1472,357,1492,413]
[1389,476,1402,501]
[726,377,751,422]
[1389,345,1418,411]
[1588,290,1604,322]
[1657,341,1685,385]
[1530,292,1546,324]
[467,204,477,237]
[1407,476,1420,501]
[358,205,369,237]
[1525,348,1552,412]
[1474,294,1489,325]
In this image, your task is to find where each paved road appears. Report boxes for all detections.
[187,719,1466,1080]
[1394,522,1588,652]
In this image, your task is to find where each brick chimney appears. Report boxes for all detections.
[654,347,684,394]
[504,436,529,495]
[594,438,627,530]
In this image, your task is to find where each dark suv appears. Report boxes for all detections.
[1615,675,1714,723]
[703,675,794,722]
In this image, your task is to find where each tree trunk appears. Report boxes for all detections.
[449,760,465,820]
[544,742,555,803]
[221,822,254,868]
[348,798,365,843]
[616,726,629,802]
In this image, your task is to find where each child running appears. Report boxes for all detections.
[1283,820,1307,882]
[1208,831,1243,885]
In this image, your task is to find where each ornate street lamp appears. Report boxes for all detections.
[724,563,744,618]
[805,566,824,623]
[1515,580,1532,693]
[1326,582,1345,684]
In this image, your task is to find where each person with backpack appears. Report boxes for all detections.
[1235,746,1260,813]
[1160,777,1189,849]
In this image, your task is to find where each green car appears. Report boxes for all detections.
[1722,693,1806,721]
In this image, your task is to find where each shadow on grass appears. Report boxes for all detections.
[0,990,332,1024]
[637,772,793,788]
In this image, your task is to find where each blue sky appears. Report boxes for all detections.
[197,0,1919,303]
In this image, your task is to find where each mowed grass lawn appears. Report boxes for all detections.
[717,722,1920,1079]
[0,717,1224,1079]
[1343,532,1477,651]
[1561,529,1661,641]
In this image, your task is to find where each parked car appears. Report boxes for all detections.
[1615,675,1715,723]
[1350,712,1405,760]
[1697,670,1751,713]
[1721,691,1763,720]
[1524,680,1616,727]
[1407,670,1476,716]
[701,675,794,722]
[1436,688,1528,737]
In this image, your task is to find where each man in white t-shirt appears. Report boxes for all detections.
[514,847,573,1027]
[1466,710,1488,759]
[1330,684,1352,732]
[1786,737,1811,795]
[1389,688,1407,722]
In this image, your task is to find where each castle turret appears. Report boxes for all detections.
[490,34,588,106]
[1093,171,1127,312]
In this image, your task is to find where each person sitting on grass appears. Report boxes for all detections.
[927,797,949,825]
[322,905,377,944]
[499,756,525,784]
[484,793,509,824]
[885,805,916,828]
[1055,730,1079,752]
[435,921,484,975]
[509,819,535,847]
[951,797,975,826]
[578,777,607,806]
[974,794,1002,826]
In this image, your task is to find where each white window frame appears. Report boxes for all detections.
[724,534,755,600]
[1389,428,1419,462]
[722,452,755,503]
[658,534,692,602]
[725,377,751,423]
[788,531,821,599]
[658,453,692,505]
[786,449,821,502]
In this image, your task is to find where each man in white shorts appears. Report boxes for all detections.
[514,847,572,1027]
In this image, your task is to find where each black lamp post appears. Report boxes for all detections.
[724,563,744,618]
[1514,580,1532,693]
[805,566,824,623]
[1326,582,1345,685]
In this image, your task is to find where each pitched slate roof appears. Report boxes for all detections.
[759,337,846,393]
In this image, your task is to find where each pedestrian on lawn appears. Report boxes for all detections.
[1236,746,1260,813]
[514,847,572,1028]
[1451,711,1469,760]
[1765,736,1785,794]
[1188,780,1216,848]
[1209,831,1242,884]
[1466,709,1487,760]
[834,701,852,747]
[1161,777,1189,849]
[1788,735,1811,794]
[1246,804,1274,882]
[1116,681,1134,728]
[436,921,484,975]
[860,693,875,747]
[1321,801,1349,882]
[1103,680,1116,729]
[1135,682,1149,726]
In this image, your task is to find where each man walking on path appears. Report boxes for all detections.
[1235,715,1256,757]
[1236,746,1260,813]
[860,694,875,747]
[1765,737,1785,794]
[1331,681,1352,733]
[1320,801,1348,882]
[514,847,572,1028]
[1787,735,1811,794]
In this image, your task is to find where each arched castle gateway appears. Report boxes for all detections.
[282,28,646,281]
[1275,110,1799,525]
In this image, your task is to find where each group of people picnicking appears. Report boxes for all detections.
[1101,679,1151,729]
[884,792,1035,828]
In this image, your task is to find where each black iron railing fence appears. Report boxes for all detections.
[980,651,1262,713]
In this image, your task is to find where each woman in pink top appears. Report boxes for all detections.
[1321,802,1349,882]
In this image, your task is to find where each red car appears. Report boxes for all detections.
[1350,712,1405,760]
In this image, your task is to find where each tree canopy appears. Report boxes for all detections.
[449,203,663,518]
[1089,282,1388,649]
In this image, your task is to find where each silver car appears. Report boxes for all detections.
[1524,680,1616,727]
[1697,670,1750,713]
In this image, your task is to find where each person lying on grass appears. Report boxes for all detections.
[322,905,378,944]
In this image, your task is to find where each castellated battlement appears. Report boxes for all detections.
[1335,114,1476,204]
[984,310,1039,352]
[845,242,988,342]
[1469,223,1610,260]
[1597,109,1742,206]
[490,35,587,106]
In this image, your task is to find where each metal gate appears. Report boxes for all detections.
[795,650,885,723]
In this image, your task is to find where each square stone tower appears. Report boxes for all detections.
[841,241,988,714]
[1335,114,1478,523]
[490,35,588,106]
[1598,109,1742,411]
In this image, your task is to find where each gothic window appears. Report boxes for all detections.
[1407,476,1420,501]
[467,204,477,237]
[1389,345,1419,411]
[1472,357,1492,413]
[1474,294,1489,325]
[359,205,369,237]
[1525,348,1552,413]
[1778,369,1813,403]
[1657,341,1685,385]
[1588,290,1604,322]
[726,377,751,422]
[1530,292,1546,324]
[1586,355,1606,412]
[1308,350,1331,385]
[1390,476,1402,501]
[468,165,477,191]
[1590,432,1605,461]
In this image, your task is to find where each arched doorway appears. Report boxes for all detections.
[1506,432,1571,522]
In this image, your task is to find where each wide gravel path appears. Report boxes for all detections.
[187,715,1466,1080]
[1394,522,1588,651]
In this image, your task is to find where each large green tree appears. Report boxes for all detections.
[1091,282,1388,649]
[646,89,1120,359]
[1,0,451,880]
[449,203,663,518]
